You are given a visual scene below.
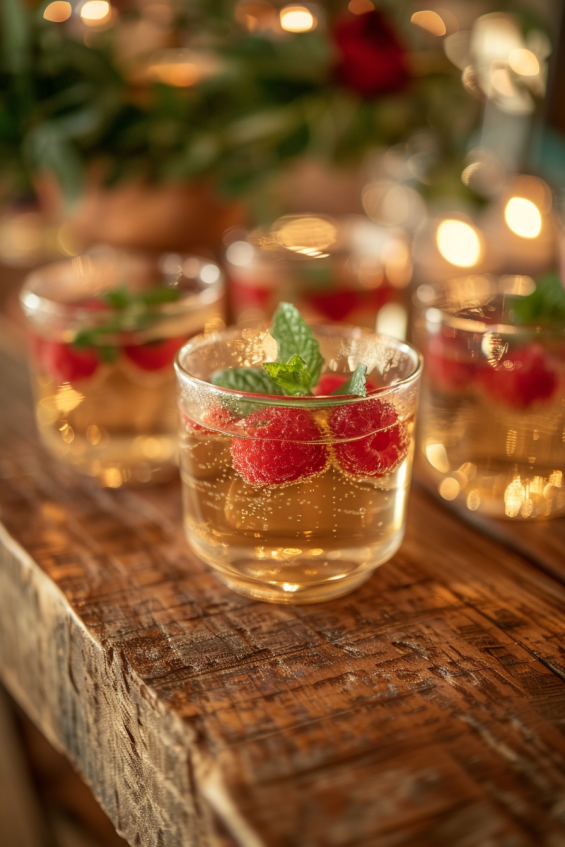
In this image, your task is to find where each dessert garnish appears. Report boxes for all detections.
[212,302,368,398]
[72,282,183,365]
[200,303,409,486]
[513,272,565,325]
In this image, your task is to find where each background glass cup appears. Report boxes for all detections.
[175,324,422,603]
[224,216,412,331]
[21,250,225,487]
[413,275,565,519]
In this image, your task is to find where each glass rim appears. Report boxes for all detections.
[20,254,224,322]
[175,322,423,407]
[414,275,565,336]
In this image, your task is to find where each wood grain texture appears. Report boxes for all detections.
[2,339,565,847]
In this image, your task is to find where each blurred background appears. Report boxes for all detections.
[1,0,564,844]
[1,0,564,335]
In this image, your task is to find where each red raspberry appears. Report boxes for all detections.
[329,398,408,478]
[480,344,558,408]
[425,332,478,392]
[30,334,99,384]
[313,373,378,396]
[306,290,360,321]
[182,405,237,435]
[124,335,187,371]
[230,407,328,487]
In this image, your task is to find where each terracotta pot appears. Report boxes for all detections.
[34,170,246,254]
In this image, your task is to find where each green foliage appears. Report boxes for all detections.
[513,273,565,325]
[0,1,462,205]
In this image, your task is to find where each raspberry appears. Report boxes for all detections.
[480,343,558,408]
[329,398,408,478]
[30,334,99,384]
[313,373,378,396]
[306,290,360,321]
[230,406,328,487]
[182,405,237,435]
[124,335,187,371]
[425,332,478,392]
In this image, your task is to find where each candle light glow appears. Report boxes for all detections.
[280,6,316,33]
[44,1,72,22]
[504,197,542,238]
[80,0,111,22]
[436,220,482,267]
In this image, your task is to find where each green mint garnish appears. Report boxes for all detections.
[100,283,183,311]
[136,287,184,306]
[271,302,324,389]
[513,272,565,325]
[210,302,369,399]
[71,282,182,363]
[330,364,368,396]
[102,284,131,309]
[97,345,119,363]
[263,354,313,396]
[211,367,285,395]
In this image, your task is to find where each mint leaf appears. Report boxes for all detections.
[97,346,119,363]
[102,285,131,309]
[263,354,313,396]
[137,287,182,306]
[330,365,367,396]
[211,367,285,395]
[271,302,324,389]
[513,272,565,324]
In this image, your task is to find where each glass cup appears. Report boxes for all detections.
[175,324,422,603]
[225,216,412,328]
[21,251,225,486]
[413,275,565,519]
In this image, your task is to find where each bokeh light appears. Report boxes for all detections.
[280,6,316,33]
[504,197,542,238]
[43,1,72,22]
[272,216,336,256]
[508,48,540,76]
[80,0,111,23]
[436,220,481,267]
[411,11,446,37]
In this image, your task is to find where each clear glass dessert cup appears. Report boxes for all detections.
[21,251,225,487]
[175,324,422,604]
[413,275,565,519]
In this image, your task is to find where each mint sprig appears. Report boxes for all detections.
[210,302,369,399]
[271,302,324,388]
[263,354,312,396]
[513,272,565,325]
[211,367,285,395]
[330,364,368,396]
[71,283,183,358]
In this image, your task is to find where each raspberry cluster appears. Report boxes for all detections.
[226,398,408,488]
[30,333,187,384]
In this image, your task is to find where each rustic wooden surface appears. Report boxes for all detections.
[2,322,565,847]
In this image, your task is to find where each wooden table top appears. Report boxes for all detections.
[1,319,565,847]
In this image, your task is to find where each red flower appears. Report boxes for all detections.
[333,10,409,98]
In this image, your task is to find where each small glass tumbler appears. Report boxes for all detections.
[21,251,225,486]
[225,217,411,328]
[413,275,565,519]
[175,324,422,603]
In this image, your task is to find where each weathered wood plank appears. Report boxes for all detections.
[2,343,565,847]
